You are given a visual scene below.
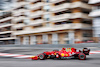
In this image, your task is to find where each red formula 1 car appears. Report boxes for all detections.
[31,48,90,60]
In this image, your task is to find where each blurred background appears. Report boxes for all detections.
[0,0,100,45]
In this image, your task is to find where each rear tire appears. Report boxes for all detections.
[78,53,86,60]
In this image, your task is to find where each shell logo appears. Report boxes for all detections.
[61,53,65,57]
[66,54,68,56]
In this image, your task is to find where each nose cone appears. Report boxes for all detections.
[32,56,38,60]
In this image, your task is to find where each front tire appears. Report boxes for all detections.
[39,53,46,60]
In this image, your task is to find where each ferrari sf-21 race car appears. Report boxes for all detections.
[31,48,90,60]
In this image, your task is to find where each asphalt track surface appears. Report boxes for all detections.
[0,47,100,67]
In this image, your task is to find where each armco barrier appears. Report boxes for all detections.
[0,43,100,48]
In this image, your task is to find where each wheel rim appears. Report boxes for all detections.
[80,55,84,59]
[39,54,44,59]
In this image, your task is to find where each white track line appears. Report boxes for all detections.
[0,53,34,59]
[0,50,100,59]
[90,51,100,54]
